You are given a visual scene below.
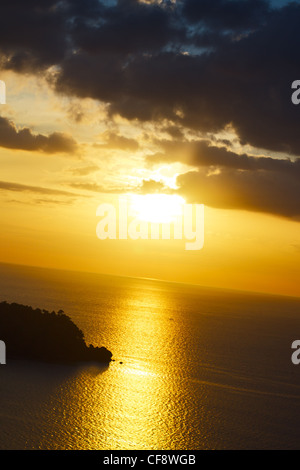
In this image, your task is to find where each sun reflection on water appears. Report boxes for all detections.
[49,282,193,450]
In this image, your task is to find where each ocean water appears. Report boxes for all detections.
[0,262,299,450]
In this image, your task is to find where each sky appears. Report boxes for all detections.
[0,0,299,297]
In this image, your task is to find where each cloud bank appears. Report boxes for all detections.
[1,0,299,217]
[0,116,78,154]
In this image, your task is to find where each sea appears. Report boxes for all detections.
[0,262,299,450]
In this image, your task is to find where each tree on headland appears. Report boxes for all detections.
[0,301,112,364]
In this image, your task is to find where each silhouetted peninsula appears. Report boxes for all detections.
[0,301,112,364]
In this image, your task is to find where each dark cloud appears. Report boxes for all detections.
[163,125,185,139]
[0,116,78,154]
[177,168,300,218]
[68,179,169,195]
[68,182,132,193]
[97,131,140,151]
[1,1,299,157]
[71,0,185,56]
[56,10,300,157]
[188,143,300,175]
[147,138,300,176]
[1,0,300,218]
[0,1,68,72]
[0,180,79,197]
[182,0,270,31]
[147,138,300,217]
[67,182,109,192]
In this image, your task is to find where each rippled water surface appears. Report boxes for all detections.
[0,263,299,449]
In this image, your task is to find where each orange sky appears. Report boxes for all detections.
[0,67,299,298]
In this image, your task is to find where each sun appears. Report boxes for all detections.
[130,194,186,224]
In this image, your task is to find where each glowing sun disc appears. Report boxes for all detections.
[130,194,186,224]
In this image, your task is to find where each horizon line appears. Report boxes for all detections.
[0,260,299,301]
